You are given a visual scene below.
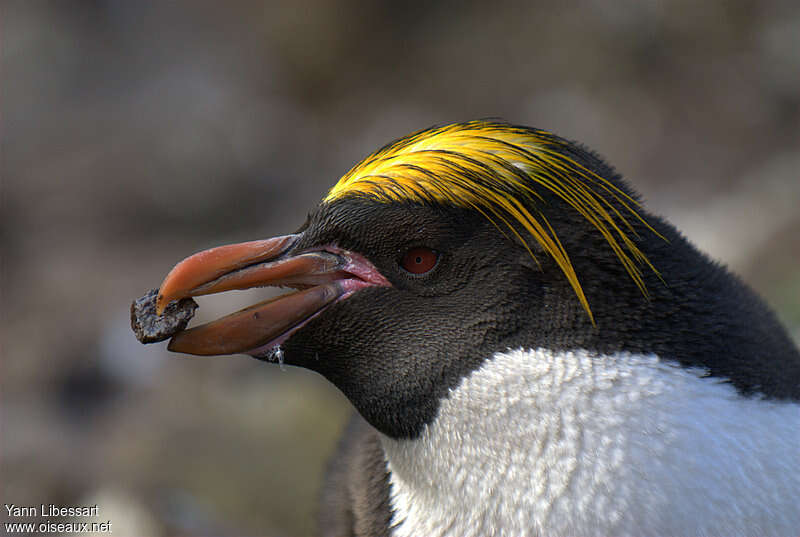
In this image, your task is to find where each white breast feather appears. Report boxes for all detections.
[381,349,800,537]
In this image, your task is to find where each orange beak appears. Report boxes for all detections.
[155,234,389,357]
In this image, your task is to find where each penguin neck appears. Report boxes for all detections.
[378,348,800,537]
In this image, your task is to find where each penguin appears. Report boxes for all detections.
[151,120,800,536]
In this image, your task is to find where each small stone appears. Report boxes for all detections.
[131,289,198,344]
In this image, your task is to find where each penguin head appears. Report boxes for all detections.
[153,120,799,439]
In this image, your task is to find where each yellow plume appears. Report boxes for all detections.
[324,121,663,323]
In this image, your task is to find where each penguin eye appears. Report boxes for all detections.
[400,247,439,275]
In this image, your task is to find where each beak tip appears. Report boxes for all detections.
[155,294,168,316]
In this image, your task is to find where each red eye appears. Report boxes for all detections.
[401,247,438,275]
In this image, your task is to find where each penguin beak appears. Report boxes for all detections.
[155,234,388,357]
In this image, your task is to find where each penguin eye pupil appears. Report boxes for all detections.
[401,248,438,275]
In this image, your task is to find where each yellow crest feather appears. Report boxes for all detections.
[324,121,663,322]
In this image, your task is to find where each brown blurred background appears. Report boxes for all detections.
[2,1,799,536]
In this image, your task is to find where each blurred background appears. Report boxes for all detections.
[2,1,799,535]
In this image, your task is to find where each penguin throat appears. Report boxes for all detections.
[378,348,800,537]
